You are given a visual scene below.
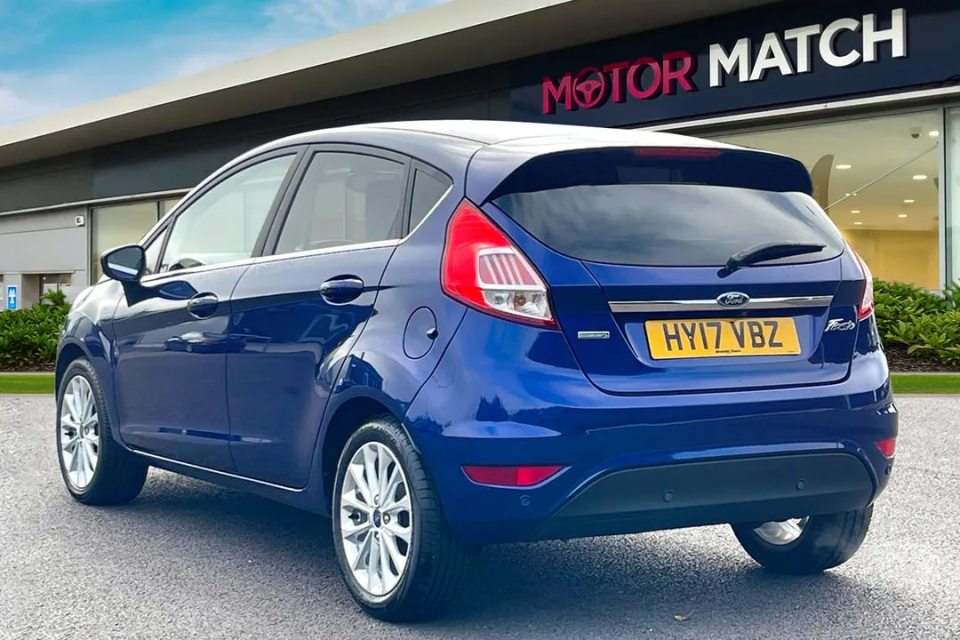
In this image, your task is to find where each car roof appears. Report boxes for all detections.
[165,119,805,241]
[257,119,737,151]
[216,120,746,189]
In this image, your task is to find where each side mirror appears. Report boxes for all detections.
[100,245,145,283]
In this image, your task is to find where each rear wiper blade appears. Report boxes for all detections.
[723,242,826,274]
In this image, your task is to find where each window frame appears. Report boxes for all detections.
[141,222,170,276]
[262,144,416,256]
[144,146,306,281]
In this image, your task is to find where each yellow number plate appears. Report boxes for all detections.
[645,317,801,360]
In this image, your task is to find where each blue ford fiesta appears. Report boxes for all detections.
[56,121,897,621]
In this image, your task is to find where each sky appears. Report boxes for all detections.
[0,0,449,127]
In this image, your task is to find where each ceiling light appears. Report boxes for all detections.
[854,221,863,225]
[836,164,852,170]
[898,213,908,218]
[904,199,916,204]
[913,175,928,181]
[851,209,861,214]
[930,130,940,137]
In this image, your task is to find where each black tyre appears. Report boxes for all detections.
[731,506,873,574]
[332,417,470,622]
[56,359,148,505]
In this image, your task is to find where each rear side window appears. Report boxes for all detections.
[490,148,844,267]
[409,169,452,230]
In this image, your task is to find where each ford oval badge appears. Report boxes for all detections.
[717,292,750,307]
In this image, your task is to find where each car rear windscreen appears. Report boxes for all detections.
[489,147,845,267]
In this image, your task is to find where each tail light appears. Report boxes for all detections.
[441,200,556,328]
[462,465,564,487]
[849,244,874,320]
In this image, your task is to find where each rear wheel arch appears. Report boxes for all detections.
[320,394,416,507]
[331,415,471,620]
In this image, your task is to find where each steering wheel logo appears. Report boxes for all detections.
[573,67,608,109]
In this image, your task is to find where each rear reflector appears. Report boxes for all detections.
[875,437,897,458]
[462,465,564,487]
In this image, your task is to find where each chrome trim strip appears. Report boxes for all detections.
[250,238,401,265]
[131,449,303,493]
[139,255,257,283]
[609,295,834,314]
[136,238,403,284]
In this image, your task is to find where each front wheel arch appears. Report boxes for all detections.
[55,341,88,393]
[56,357,148,505]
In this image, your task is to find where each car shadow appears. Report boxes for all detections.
[82,470,920,637]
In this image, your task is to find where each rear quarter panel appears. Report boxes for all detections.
[326,184,468,430]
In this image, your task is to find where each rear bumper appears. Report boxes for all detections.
[403,310,897,545]
[534,452,874,541]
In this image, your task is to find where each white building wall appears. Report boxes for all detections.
[0,207,89,307]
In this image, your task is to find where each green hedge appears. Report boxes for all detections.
[0,299,69,371]
[874,279,960,366]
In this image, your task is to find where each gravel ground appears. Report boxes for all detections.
[1,394,958,639]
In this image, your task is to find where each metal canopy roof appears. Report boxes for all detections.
[0,0,780,169]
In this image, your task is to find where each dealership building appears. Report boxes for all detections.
[0,0,957,307]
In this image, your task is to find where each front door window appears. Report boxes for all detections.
[161,154,295,272]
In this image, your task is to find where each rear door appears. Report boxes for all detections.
[481,146,864,394]
[225,146,409,488]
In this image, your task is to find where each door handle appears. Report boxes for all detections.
[319,277,364,304]
[186,293,219,318]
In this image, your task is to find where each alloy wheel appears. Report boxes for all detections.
[753,517,809,546]
[59,375,100,490]
[339,442,413,596]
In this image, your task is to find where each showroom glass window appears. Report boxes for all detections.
[710,110,941,290]
[91,202,160,280]
[947,108,960,285]
[160,197,181,215]
[160,155,294,272]
[275,152,406,254]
